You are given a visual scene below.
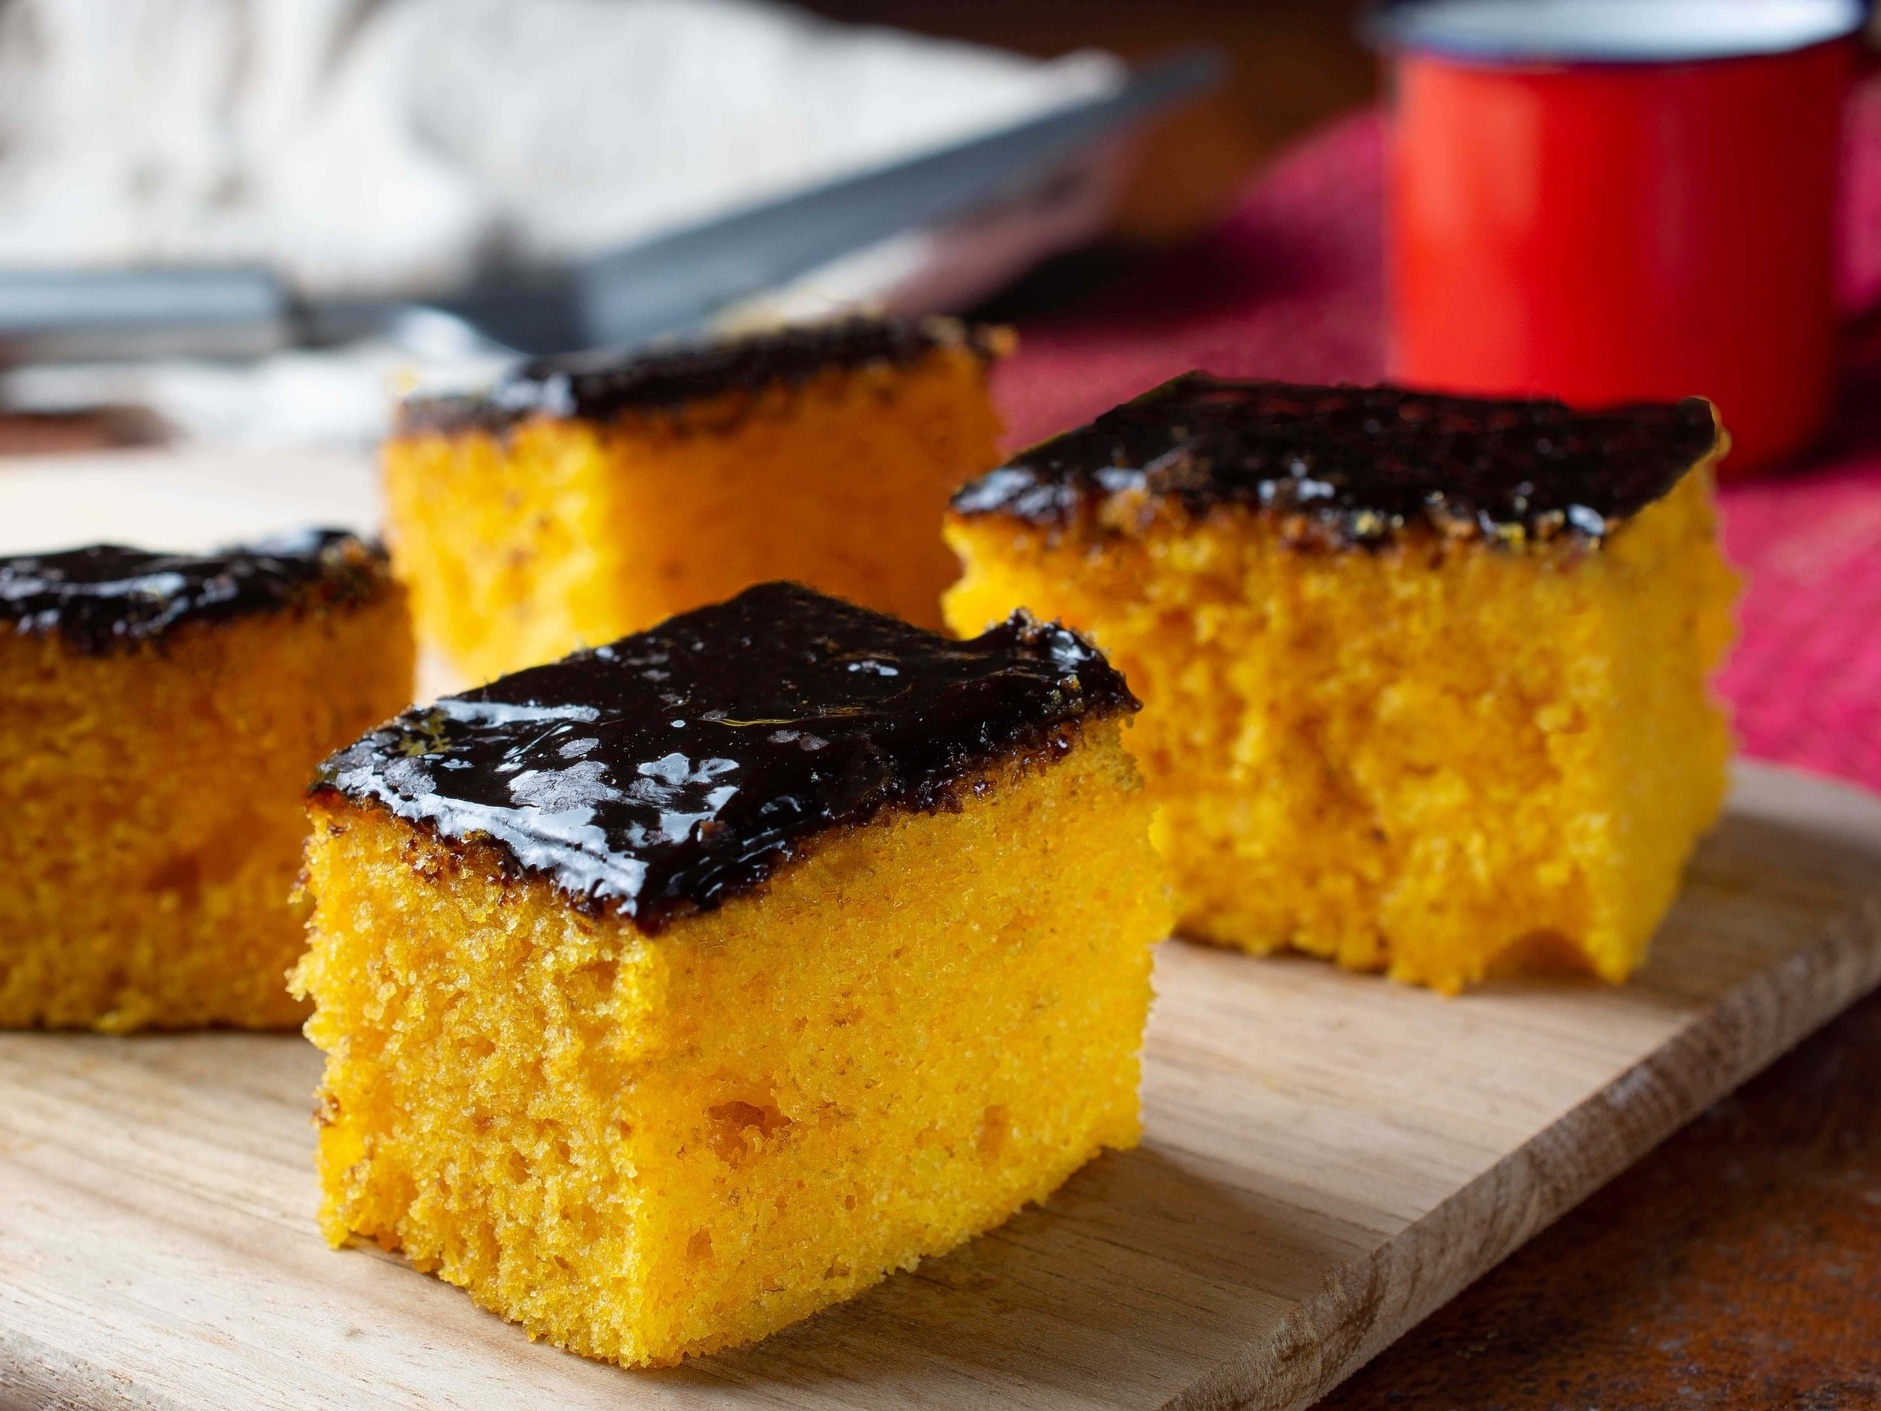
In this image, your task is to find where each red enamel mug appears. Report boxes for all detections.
[1373,0,1866,473]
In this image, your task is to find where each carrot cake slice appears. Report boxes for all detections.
[387,316,1010,684]
[0,530,413,1031]
[294,581,1166,1366]
[944,374,1737,992]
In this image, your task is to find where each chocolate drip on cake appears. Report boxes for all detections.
[0,529,391,654]
[317,582,1136,931]
[401,316,1007,435]
[951,373,1721,547]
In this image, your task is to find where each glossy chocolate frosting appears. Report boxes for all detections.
[0,529,391,654]
[951,373,1721,546]
[316,581,1136,932]
[400,315,1005,435]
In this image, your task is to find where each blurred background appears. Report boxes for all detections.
[0,0,1874,467]
[0,0,1379,453]
[803,1,1375,248]
[7,0,1875,457]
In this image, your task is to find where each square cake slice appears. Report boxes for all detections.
[944,375,1738,992]
[387,315,1010,683]
[294,581,1167,1366]
[0,530,413,1031]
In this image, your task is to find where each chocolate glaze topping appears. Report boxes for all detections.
[0,529,390,654]
[951,374,1720,546]
[400,315,1006,435]
[316,581,1136,932]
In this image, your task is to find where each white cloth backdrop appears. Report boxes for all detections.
[0,0,1117,297]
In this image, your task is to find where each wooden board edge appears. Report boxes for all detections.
[2,1327,184,1411]
[1173,888,1881,1411]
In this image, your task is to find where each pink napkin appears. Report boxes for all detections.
[995,76,1881,794]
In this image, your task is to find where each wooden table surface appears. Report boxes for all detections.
[1320,986,1881,1409]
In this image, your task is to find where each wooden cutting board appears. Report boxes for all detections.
[3,761,1879,1411]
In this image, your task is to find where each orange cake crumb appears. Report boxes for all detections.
[945,375,1738,992]
[385,317,1009,683]
[0,532,413,1030]
[294,584,1166,1365]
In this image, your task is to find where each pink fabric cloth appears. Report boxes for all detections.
[994,76,1881,795]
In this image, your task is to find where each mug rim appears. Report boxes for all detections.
[1363,0,1868,65]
